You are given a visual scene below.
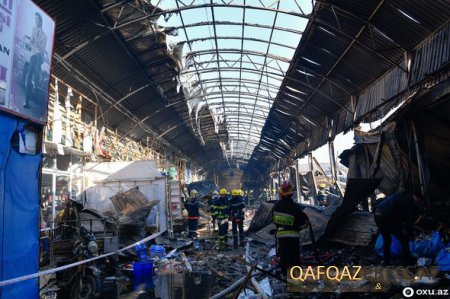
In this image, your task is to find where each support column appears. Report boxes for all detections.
[308,153,317,205]
[412,122,429,209]
[51,153,57,230]
[68,154,73,200]
[294,159,301,203]
[328,140,337,185]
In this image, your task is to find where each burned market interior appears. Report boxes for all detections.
[0,0,449,298]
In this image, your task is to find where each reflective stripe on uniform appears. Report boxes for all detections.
[273,212,295,226]
[276,230,301,238]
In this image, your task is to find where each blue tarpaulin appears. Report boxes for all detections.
[0,113,41,299]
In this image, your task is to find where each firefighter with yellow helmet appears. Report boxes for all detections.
[214,188,230,250]
[229,189,245,248]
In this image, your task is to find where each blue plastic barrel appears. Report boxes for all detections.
[150,245,165,258]
[135,243,149,261]
[133,260,155,291]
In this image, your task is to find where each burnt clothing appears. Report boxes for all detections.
[229,195,245,221]
[278,237,301,274]
[272,197,307,238]
[185,198,201,219]
[373,193,417,238]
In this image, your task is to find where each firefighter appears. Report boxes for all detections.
[185,189,202,239]
[229,189,245,248]
[373,191,424,265]
[272,181,308,275]
[209,191,219,233]
[215,188,230,250]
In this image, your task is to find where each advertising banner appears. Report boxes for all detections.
[0,0,55,124]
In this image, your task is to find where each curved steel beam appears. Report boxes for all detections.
[187,36,296,50]
[181,66,351,113]
[185,48,291,63]
[126,20,304,42]
[113,3,311,30]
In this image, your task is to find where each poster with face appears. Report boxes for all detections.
[0,0,15,107]
[0,0,55,124]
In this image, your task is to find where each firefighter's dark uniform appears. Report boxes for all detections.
[185,197,201,238]
[214,195,229,249]
[209,195,219,232]
[373,193,418,264]
[272,196,307,274]
[229,194,245,248]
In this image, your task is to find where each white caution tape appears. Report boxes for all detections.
[0,230,165,287]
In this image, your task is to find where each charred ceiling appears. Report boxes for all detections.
[35,0,449,178]
[247,0,450,177]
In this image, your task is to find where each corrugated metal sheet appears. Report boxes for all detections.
[248,0,450,174]
[356,62,408,119]
[411,23,450,84]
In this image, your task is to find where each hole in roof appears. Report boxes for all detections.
[168,0,314,163]
[246,8,276,27]
[186,25,214,40]
[213,7,244,23]
[300,115,316,126]
[268,44,294,61]
[286,93,304,102]
[218,38,242,49]
[297,69,315,77]
[286,85,307,95]
[271,29,302,48]
[320,47,332,54]
[302,57,321,66]
[244,39,269,53]
[372,27,395,43]
[215,24,242,37]
[244,26,272,40]
[283,99,298,107]
[318,26,336,36]
[397,9,420,24]
[276,109,291,116]
[279,139,290,147]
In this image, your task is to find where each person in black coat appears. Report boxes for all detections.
[374,191,424,265]
[185,189,202,239]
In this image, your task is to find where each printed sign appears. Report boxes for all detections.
[0,0,55,124]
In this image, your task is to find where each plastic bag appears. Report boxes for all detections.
[435,247,450,272]
[375,234,413,258]
[410,232,445,257]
